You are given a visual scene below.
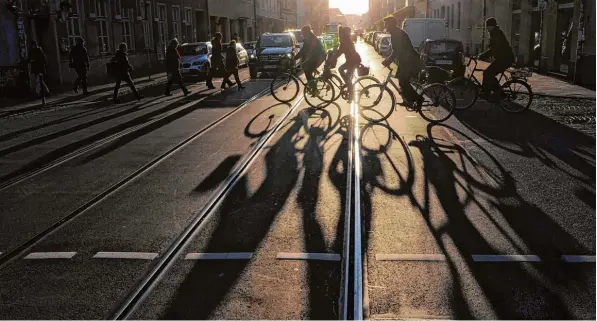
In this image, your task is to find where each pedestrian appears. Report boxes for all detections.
[111,42,143,104]
[224,40,245,90]
[206,32,233,90]
[382,16,424,107]
[29,41,49,99]
[69,37,90,94]
[478,17,514,101]
[164,38,191,96]
[232,33,239,43]
[332,26,361,101]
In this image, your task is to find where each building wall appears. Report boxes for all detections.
[281,0,297,29]
[208,0,256,42]
[256,0,283,33]
[296,0,305,27]
[304,0,328,35]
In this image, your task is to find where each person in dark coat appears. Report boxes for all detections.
[478,17,514,100]
[112,42,143,104]
[333,26,361,100]
[295,25,326,82]
[206,32,233,90]
[69,37,90,94]
[164,38,191,96]
[29,41,49,97]
[382,16,424,107]
[224,40,244,90]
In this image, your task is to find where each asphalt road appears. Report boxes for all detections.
[0,42,594,320]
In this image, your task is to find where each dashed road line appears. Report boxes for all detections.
[92,252,159,260]
[562,255,596,263]
[23,252,77,259]
[376,254,446,261]
[276,252,341,261]
[184,252,253,260]
[472,254,541,262]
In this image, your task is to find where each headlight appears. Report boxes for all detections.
[250,54,256,59]
[285,53,292,58]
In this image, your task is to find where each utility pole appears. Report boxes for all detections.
[481,0,486,50]
[253,0,258,40]
[206,0,210,39]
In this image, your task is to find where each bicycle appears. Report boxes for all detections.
[447,56,533,113]
[270,58,336,109]
[320,49,380,102]
[358,66,456,123]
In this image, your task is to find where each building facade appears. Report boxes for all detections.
[304,0,328,35]
[256,0,283,34]
[208,0,257,43]
[281,0,297,29]
[296,0,305,27]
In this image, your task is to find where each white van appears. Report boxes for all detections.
[402,18,447,50]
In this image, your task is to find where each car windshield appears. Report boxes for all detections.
[290,31,304,42]
[381,37,390,45]
[179,44,208,56]
[428,41,463,54]
[245,42,256,49]
[259,35,292,47]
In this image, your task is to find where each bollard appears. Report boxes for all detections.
[539,56,548,74]
[568,60,576,82]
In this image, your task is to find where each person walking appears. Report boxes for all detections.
[29,41,49,99]
[164,38,191,96]
[69,37,90,94]
[382,16,424,107]
[332,26,361,101]
[224,40,244,90]
[206,32,233,90]
[111,42,143,104]
[478,17,515,101]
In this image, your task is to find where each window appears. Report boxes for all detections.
[157,3,167,49]
[122,8,133,50]
[96,0,109,53]
[447,6,450,27]
[113,0,121,16]
[172,6,180,40]
[441,6,445,19]
[457,2,461,29]
[451,4,454,29]
[66,0,81,46]
[142,1,153,49]
[184,7,193,42]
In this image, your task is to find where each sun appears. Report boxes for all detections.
[329,0,369,15]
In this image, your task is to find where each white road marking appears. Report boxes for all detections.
[24,252,77,259]
[92,252,158,260]
[184,252,253,260]
[562,255,596,263]
[376,254,446,261]
[472,254,541,262]
[276,252,341,261]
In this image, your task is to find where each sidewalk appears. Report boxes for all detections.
[474,60,595,99]
[0,72,169,114]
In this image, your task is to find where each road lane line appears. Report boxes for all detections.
[276,252,341,261]
[92,252,158,260]
[562,255,596,263]
[24,252,77,259]
[376,254,446,261]
[472,254,541,262]
[184,252,253,260]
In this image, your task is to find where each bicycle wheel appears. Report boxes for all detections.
[353,75,380,93]
[358,84,395,123]
[417,83,456,123]
[500,79,533,113]
[303,78,336,109]
[447,77,478,110]
[271,73,300,103]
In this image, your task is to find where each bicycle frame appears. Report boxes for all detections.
[464,57,510,88]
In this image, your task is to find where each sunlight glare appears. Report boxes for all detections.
[329,0,369,15]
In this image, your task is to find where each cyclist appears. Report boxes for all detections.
[381,16,424,107]
[332,26,361,101]
[295,25,326,85]
[478,17,514,101]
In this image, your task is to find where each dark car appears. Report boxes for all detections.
[249,32,300,78]
[418,39,465,80]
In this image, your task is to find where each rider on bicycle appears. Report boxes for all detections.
[382,16,424,108]
[478,17,515,101]
[332,26,362,101]
[295,25,326,85]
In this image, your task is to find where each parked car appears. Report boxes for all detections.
[244,41,257,57]
[179,41,248,79]
[374,33,389,52]
[249,32,300,78]
[378,35,392,57]
[371,31,383,47]
[418,38,465,80]
[286,29,305,49]
[179,42,212,79]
